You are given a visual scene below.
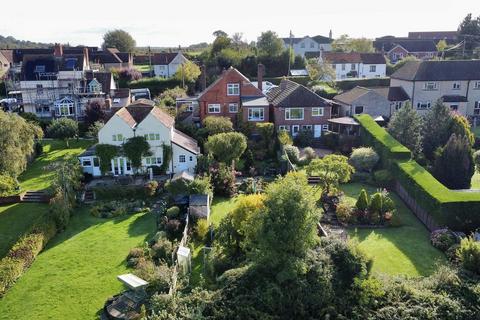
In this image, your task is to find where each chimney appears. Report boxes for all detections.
[83,47,90,69]
[257,63,265,92]
[54,43,63,57]
[200,65,207,92]
[329,29,333,40]
[280,78,288,90]
[105,96,112,109]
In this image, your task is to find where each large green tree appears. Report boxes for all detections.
[433,134,474,189]
[332,35,374,52]
[102,29,136,52]
[458,13,480,51]
[257,31,284,57]
[0,111,43,178]
[422,100,453,161]
[205,132,247,166]
[449,114,474,146]
[123,136,151,174]
[388,102,423,156]
[253,172,320,282]
[306,154,354,196]
[47,118,78,147]
[306,58,336,82]
[173,60,201,84]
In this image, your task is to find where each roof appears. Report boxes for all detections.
[59,54,84,71]
[374,38,437,52]
[370,86,410,101]
[172,129,200,154]
[391,60,480,81]
[113,100,175,129]
[112,88,131,99]
[282,35,332,45]
[323,52,385,64]
[116,107,137,128]
[408,31,458,40]
[0,50,13,63]
[267,79,330,108]
[151,52,180,65]
[86,71,113,93]
[442,95,468,102]
[189,194,209,206]
[79,145,97,157]
[171,170,195,182]
[189,194,210,218]
[241,96,269,107]
[328,117,359,126]
[333,86,410,105]
[117,274,148,290]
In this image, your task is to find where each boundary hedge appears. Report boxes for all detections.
[356,114,480,231]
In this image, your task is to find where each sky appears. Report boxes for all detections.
[0,0,478,47]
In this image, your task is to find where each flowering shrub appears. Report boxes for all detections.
[430,229,457,252]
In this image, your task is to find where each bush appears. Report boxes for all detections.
[457,237,480,275]
[374,169,393,187]
[0,175,18,196]
[473,150,480,172]
[356,189,369,211]
[134,259,171,294]
[151,237,174,262]
[165,219,182,240]
[303,147,317,163]
[349,147,379,172]
[284,145,300,164]
[430,229,457,252]
[34,142,43,157]
[278,131,293,146]
[144,180,159,197]
[195,219,210,241]
[294,130,314,147]
[127,247,145,267]
[209,163,237,197]
[336,202,354,224]
[165,206,180,219]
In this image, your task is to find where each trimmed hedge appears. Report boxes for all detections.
[356,114,480,231]
[0,220,57,296]
[335,78,390,91]
[92,185,147,201]
[127,77,182,97]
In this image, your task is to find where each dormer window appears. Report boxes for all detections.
[227,83,240,96]
[88,78,102,93]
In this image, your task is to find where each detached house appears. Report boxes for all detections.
[374,37,438,63]
[197,66,269,125]
[390,60,480,117]
[282,35,333,58]
[267,79,332,138]
[149,52,189,78]
[322,52,386,79]
[79,99,200,177]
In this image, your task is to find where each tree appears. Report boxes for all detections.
[458,14,480,51]
[449,114,474,146]
[332,35,374,53]
[349,147,379,172]
[422,100,453,161]
[255,122,274,150]
[306,154,354,196]
[257,31,284,57]
[387,102,423,155]
[202,116,233,136]
[386,55,418,75]
[86,121,104,141]
[306,58,336,82]
[123,136,151,174]
[46,118,78,147]
[211,35,232,56]
[95,144,118,175]
[84,101,106,127]
[173,61,201,84]
[356,189,370,211]
[433,134,474,189]
[205,132,247,166]
[212,30,228,38]
[253,172,320,282]
[0,111,43,178]
[102,29,136,52]
[436,39,448,52]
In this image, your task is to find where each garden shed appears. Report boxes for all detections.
[188,194,210,220]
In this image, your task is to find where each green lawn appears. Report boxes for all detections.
[0,203,49,258]
[190,196,238,285]
[343,183,446,277]
[18,139,92,192]
[0,208,155,320]
[471,172,480,189]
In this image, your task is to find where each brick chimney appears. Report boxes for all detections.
[200,65,206,92]
[257,63,265,92]
[54,43,63,57]
[83,47,90,69]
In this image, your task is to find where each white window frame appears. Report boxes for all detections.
[474,81,480,89]
[285,108,304,120]
[452,82,461,90]
[248,107,264,121]
[312,107,324,117]
[82,159,92,167]
[227,83,240,96]
[228,103,238,113]
[423,82,438,91]
[417,101,431,110]
[351,64,356,71]
[208,103,221,113]
[369,65,376,72]
[278,125,290,132]
[322,124,329,131]
[179,155,186,163]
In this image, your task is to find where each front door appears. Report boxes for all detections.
[314,125,322,138]
[292,125,300,137]
[112,158,125,176]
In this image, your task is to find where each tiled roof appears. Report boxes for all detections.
[281,35,332,45]
[408,31,457,40]
[151,52,179,65]
[333,86,370,105]
[114,100,175,129]
[334,86,410,104]
[267,79,330,107]
[150,107,175,128]
[116,107,137,128]
[172,129,200,154]
[323,52,385,64]
[85,71,113,93]
[360,53,386,64]
[0,50,13,63]
[391,60,480,81]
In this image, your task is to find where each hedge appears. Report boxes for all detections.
[335,77,390,91]
[127,77,182,97]
[92,185,147,201]
[356,114,480,231]
[0,220,57,296]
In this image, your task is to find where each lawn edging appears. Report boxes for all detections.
[356,114,480,231]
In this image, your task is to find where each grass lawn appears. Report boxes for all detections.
[190,196,238,285]
[0,208,155,320]
[343,183,446,277]
[0,203,49,258]
[18,139,92,192]
[471,172,480,189]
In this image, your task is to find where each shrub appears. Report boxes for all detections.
[446,243,461,263]
[134,260,171,294]
[294,129,314,147]
[356,189,369,211]
[430,229,457,252]
[369,193,383,224]
[151,237,174,263]
[127,247,145,267]
[278,131,293,146]
[209,163,237,197]
[0,175,18,197]
[165,219,182,240]
[303,147,317,163]
[144,180,159,197]
[165,206,180,219]
[457,237,480,275]
[374,169,393,187]
[474,150,480,172]
[349,147,379,172]
[336,202,354,224]
[284,145,300,164]
[195,219,210,241]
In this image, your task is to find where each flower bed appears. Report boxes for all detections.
[90,200,150,219]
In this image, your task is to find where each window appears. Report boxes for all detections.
[34,65,45,73]
[227,83,240,95]
[341,64,346,71]
[189,156,193,161]
[450,105,458,111]
[474,101,480,115]
[322,124,329,131]
[149,133,155,140]
[112,134,123,142]
[354,106,364,115]
[113,98,121,104]
[312,107,324,117]
[331,64,336,70]
[82,159,92,167]
[302,125,312,131]
[36,84,43,94]
[310,42,315,48]
[126,161,131,171]
[208,104,220,113]
[369,65,376,72]
[285,108,304,120]
[423,82,438,91]
[248,108,264,121]
[155,133,160,140]
[394,101,403,110]
[417,101,431,110]
[146,157,162,165]
[179,155,186,163]
[453,82,461,90]
[351,64,356,71]
[278,125,290,131]
[93,157,99,167]
[474,81,480,89]
[228,103,238,113]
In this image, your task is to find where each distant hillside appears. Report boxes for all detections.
[0,35,52,49]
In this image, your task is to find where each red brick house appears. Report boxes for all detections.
[197,66,269,125]
[267,79,332,138]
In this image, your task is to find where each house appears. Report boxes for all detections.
[282,35,333,58]
[78,99,200,177]
[0,50,12,73]
[89,48,133,71]
[373,37,438,63]
[408,31,458,44]
[267,79,332,138]
[149,52,189,78]
[390,60,480,117]
[322,52,386,79]
[197,65,269,125]
[333,86,410,118]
